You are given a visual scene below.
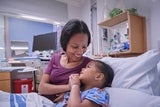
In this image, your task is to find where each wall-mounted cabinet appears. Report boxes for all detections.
[11,41,29,57]
[99,12,146,57]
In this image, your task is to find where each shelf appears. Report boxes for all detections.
[108,51,142,57]
[98,12,128,27]
[98,12,145,27]
[98,11,146,57]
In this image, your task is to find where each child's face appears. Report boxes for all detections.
[79,61,100,81]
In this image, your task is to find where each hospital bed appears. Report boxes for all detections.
[0,49,160,107]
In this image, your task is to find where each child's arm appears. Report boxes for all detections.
[67,85,101,107]
[67,84,81,106]
[67,74,101,107]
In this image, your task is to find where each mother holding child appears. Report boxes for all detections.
[38,19,114,107]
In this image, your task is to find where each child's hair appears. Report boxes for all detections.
[95,60,114,87]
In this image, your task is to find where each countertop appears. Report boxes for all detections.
[0,66,38,72]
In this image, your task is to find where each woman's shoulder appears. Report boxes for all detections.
[48,53,62,66]
[50,52,62,60]
[83,56,93,62]
[80,56,92,66]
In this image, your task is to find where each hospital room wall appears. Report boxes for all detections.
[1,0,160,57]
[8,17,54,54]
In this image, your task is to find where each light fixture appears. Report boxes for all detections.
[11,47,29,50]
[53,21,61,25]
[21,15,47,21]
[0,47,4,50]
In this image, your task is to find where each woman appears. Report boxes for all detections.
[38,19,92,101]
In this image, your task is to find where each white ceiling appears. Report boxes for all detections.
[0,0,69,24]
[0,0,157,24]
[56,0,86,7]
[56,0,155,9]
[124,0,154,9]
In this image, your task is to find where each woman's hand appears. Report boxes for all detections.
[53,93,65,103]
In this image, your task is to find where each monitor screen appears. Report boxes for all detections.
[32,32,57,51]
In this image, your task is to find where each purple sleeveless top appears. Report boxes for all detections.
[43,53,92,101]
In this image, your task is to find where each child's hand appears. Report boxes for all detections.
[69,74,80,88]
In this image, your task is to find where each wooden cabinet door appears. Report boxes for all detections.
[0,72,11,92]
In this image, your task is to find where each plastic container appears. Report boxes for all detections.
[13,78,33,93]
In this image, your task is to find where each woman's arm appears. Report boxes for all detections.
[38,74,70,95]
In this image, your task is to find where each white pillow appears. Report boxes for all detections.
[105,87,160,107]
[101,49,160,96]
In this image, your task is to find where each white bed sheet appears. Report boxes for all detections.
[106,87,160,107]
[1,88,160,107]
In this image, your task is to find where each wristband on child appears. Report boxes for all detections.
[71,84,79,89]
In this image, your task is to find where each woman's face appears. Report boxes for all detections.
[66,33,88,62]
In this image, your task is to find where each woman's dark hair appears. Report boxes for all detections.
[95,60,114,87]
[60,19,91,52]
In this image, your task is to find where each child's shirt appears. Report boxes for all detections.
[56,87,109,107]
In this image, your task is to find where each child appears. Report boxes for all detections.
[56,60,114,107]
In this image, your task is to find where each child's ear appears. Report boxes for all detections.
[95,73,104,80]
